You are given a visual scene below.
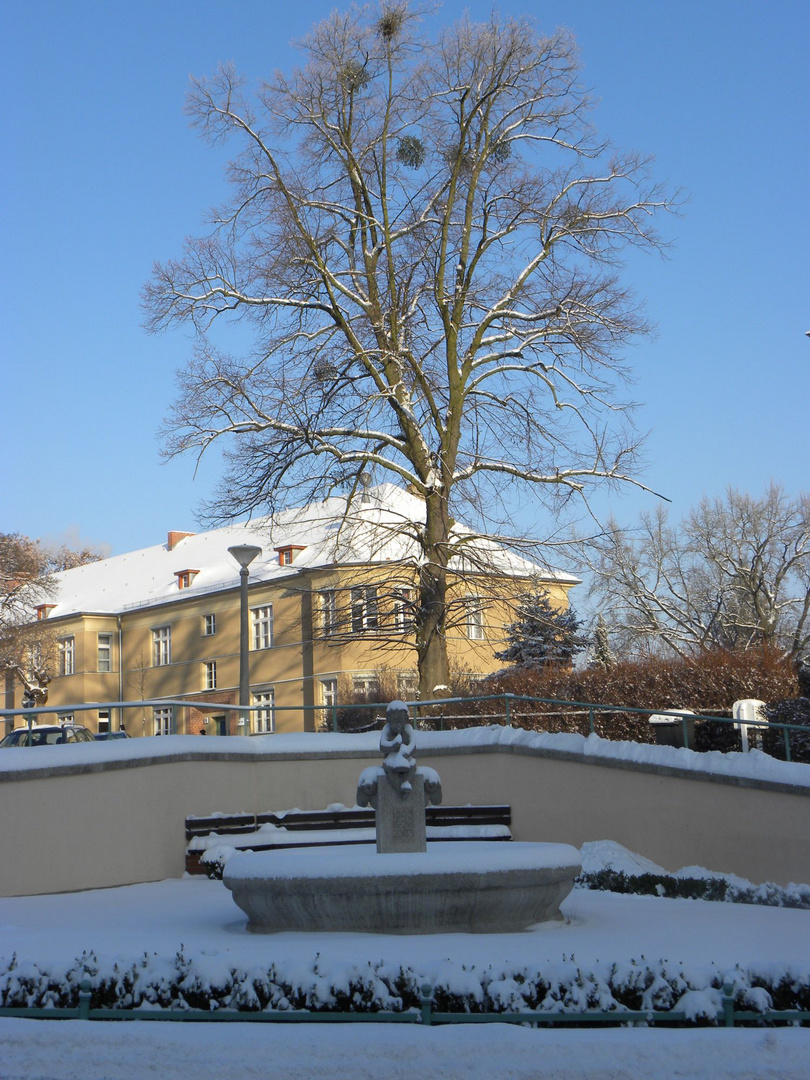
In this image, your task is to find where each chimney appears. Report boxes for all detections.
[167,531,195,551]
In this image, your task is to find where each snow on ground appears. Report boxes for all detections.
[2,859,810,1078]
[4,838,809,993]
[3,875,808,979]
[580,839,667,876]
[2,1019,809,1080]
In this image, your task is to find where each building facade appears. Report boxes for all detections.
[4,487,577,736]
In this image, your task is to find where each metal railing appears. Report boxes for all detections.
[1,693,806,761]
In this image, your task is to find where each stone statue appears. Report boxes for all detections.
[380,699,417,793]
[356,699,442,853]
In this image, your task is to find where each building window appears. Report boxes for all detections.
[175,569,199,590]
[275,545,305,566]
[97,633,112,672]
[320,678,338,729]
[253,690,275,733]
[466,596,485,640]
[58,636,75,676]
[397,672,418,699]
[321,677,338,709]
[153,706,173,736]
[152,626,171,666]
[97,709,110,733]
[352,673,380,700]
[203,613,216,636]
[57,712,74,725]
[351,586,378,633]
[203,661,217,691]
[393,588,415,633]
[320,590,338,636]
[28,642,43,673]
[251,605,273,650]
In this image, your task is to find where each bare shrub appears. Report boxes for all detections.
[471,647,798,745]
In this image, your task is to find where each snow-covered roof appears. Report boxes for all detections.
[45,484,578,618]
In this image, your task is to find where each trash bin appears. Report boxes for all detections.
[649,711,695,749]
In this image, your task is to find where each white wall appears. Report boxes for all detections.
[1,744,807,896]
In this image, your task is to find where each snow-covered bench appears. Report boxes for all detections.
[185,804,512,876]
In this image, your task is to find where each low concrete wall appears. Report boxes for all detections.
[1,743,808,896]
[424,749,809,887]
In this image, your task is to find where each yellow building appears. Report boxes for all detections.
[6,486,577,736]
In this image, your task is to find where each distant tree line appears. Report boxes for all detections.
[575,485,810,663]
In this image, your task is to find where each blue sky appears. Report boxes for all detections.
[2,0,808,558]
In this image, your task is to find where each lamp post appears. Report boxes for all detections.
[228,544,262,734]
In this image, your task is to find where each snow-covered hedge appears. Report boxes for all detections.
[577,870,810,910]
[2,949,808,1022]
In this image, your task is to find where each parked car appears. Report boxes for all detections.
[0,724,96,747]
[93,730,131,741]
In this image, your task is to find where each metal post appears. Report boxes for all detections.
[238,565,249,728]
[78,979,92,1021]
[784,727,792,762]
[420,983,433,1026]
[589,706,595,736]
[228,545,262,734]
[721,977,735,1027]
[505,694,512,728]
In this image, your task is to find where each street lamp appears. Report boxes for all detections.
[228,544,262,733]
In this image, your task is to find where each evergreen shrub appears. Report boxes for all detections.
[762,698,810,764]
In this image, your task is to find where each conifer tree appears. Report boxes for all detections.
[496,589,585,669]
[589,614,616,669]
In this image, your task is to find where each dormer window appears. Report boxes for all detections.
[274,545,306,566]
[36,604,56,621]
[175,569,200,590]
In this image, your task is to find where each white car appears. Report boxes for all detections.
[0,724,96,747]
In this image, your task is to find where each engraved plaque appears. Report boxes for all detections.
[393,809,415,840]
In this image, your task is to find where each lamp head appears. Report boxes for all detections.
[228,544,262,570]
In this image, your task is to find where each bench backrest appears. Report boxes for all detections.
[186,804,511,840]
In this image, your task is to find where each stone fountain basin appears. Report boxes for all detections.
[223,841,581,934]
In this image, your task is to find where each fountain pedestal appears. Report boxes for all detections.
[375,774,427,853]
[223,700,581,934]
[224,842,581,933]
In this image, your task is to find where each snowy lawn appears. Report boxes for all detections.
[2,1019,808,1080]
[2,864,810,1078]
[2,875,808,977]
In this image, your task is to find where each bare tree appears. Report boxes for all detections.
[579,485,810,661]
[0,533,101,701]
[144,5,674,696]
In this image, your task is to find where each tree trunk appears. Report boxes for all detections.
[416,493,451,700]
